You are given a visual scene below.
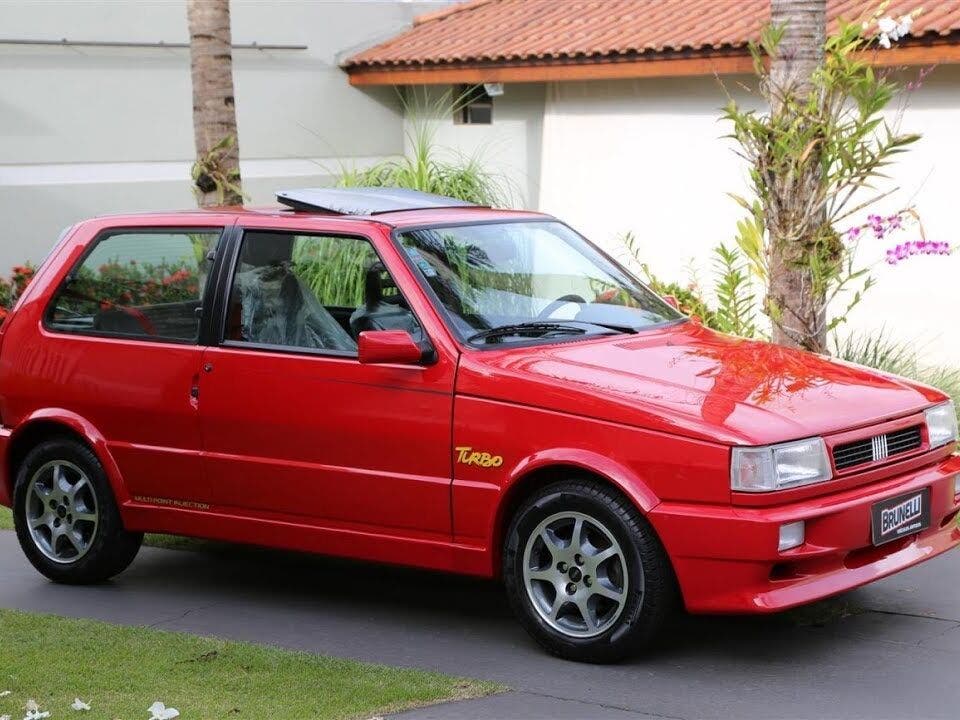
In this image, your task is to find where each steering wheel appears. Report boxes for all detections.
[537,294,587,320]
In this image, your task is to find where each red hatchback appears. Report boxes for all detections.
[1,189,957,662]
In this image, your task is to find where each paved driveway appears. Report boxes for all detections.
[0,531,958,719]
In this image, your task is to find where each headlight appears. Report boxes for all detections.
[731,438,832,492]
[925,401,958,449]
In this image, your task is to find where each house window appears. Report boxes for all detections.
[454,84,493,125]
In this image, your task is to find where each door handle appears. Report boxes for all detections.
[189,372,201,408]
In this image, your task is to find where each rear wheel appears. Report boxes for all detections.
[503,478,676,662]
[13,438,142,584]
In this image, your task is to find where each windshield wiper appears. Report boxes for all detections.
[468,322,586,344]
[565,319,638,335]
[467,320,630,345]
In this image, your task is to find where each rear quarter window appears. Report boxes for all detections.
[46,229,221,343]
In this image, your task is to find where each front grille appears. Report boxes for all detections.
[832,425,923,471]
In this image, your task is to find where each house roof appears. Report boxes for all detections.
[344,0,960,85]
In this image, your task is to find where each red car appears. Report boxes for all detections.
[1,188,957,662]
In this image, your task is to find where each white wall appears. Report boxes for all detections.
[844,66,960,365]
[536,73,960,365]
[0,0,442,267]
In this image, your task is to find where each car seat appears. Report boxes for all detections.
[234,234,356,352]
[349,262,422,342]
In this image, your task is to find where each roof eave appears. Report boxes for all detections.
[345,40,960,86]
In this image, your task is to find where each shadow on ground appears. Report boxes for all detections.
[121,538,868,637]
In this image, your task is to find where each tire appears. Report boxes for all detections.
[12,437,142,584]
[503,478,677,663]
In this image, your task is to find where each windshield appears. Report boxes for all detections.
[397,221,684,345]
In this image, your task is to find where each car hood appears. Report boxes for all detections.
[458,322,943,445]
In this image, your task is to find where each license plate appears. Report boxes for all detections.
[871,487,931,546]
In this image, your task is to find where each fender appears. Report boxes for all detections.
[504,447,662,513]
[6,408,130,506]
[486,446,663,569]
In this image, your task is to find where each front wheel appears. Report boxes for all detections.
[503,478,676,662]
[13,438,142,584]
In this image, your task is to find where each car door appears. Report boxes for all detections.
[35,221,228,505]
[197,219,457,537]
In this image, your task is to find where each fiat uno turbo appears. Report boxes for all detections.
[1,188,957,662]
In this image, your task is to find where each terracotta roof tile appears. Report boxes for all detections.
[345,0,960,67]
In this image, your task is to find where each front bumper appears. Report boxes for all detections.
[651,453,960,614]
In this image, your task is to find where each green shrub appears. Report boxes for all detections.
[622,232,760,338]
[71,261,200,306]
[292,237,373,308]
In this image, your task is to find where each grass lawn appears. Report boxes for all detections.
[0,609,501,719]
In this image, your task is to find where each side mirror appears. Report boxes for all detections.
[358,330,425,365]
[663,295,680,310]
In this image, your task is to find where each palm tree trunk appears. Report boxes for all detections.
[767,0,826,352]
[187,0,243,207]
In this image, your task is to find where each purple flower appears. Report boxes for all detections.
[887,214,902,229]
[867,214,886,239]
[884,240,952,265]
[846,226,862,241]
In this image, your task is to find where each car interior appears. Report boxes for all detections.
[228,232,423,352]
[348,262,424,343]
[92,300,202,339]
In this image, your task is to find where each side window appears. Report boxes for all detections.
[47,229,220,342]
[225,232,422,353]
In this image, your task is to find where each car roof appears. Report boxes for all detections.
[84,205,552,229]
[80,187,554,229]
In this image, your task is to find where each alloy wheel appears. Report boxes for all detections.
[522,510,635,638]
[24,460,99,564]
